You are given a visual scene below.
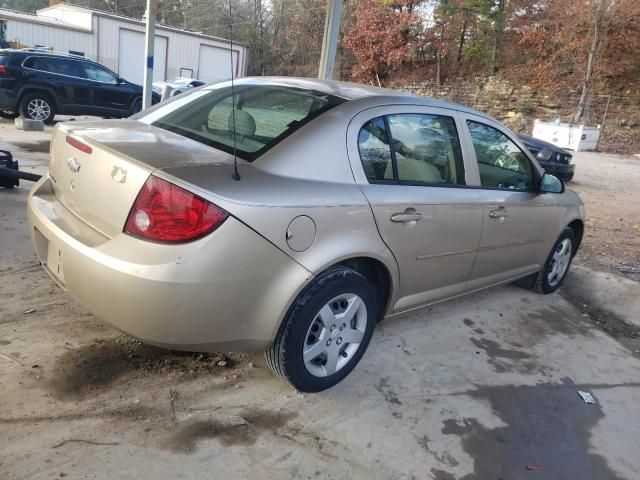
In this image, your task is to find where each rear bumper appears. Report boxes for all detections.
[27,177,312,352]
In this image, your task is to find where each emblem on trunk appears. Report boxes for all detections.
[67,157,81,173]
[111,166,127,184]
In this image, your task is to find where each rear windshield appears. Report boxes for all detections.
[139,83,346,161]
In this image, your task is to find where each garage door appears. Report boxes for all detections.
[198,44,238,83]
[118,29,167,85]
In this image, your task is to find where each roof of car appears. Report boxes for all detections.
[231,76,493,120]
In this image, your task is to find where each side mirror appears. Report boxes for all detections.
[539,173,564,194]
[117,77,125,84]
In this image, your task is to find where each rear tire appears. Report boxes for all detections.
[266,266,377,392]
[19,93,55,124]
[130,99,142,116]
[517,227,576,294]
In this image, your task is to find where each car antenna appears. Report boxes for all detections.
[228,0,240,181]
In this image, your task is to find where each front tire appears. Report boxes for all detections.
[266,266,378,392]
[20,93,55,124]
[518,227,576,294]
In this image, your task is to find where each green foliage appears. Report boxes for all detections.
[464,39,492,65]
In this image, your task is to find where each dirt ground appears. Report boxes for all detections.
[1,118,640,480]
[567,152,640,281]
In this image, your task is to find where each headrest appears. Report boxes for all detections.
[228,110,256,137]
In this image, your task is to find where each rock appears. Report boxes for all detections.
[230,415,249,426]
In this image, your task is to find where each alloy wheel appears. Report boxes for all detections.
[26,99,51,121]
[303,293,368,377]
[547,238,572,287]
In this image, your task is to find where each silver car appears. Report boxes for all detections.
[27,77,584,392]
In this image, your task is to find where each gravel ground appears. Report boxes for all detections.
[567,152,640,281]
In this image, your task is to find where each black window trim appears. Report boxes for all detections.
[464,118,541,194]
[359,113,467,188]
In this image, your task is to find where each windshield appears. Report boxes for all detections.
[139,83,346,161]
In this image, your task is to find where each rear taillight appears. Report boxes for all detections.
[124,176,228,243]
[66,135,92,154]
[0,65,7,74]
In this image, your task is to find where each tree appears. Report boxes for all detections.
[573,0,609,122]
[344,0,420,84]
[0,0,48,12]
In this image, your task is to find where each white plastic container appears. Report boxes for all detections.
[532,119,601,151]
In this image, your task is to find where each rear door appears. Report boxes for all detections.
[347,106,484,312]
[461,114,558,289]
[22,56,87,112]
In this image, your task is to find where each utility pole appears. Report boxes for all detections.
[142,0,156,109]
[318,0,343,80]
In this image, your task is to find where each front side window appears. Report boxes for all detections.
[467,120,535,191]
[58,59,83,78]
[143,84,345,161]
[82,63,118,83]
[357,113,465,186]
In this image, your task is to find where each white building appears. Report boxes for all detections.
[0,3,247,85]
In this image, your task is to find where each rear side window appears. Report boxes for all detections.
[467,120,535,191]
[58,59,83,78]
[358,117,394,181]
[358,113,465,186]
[144,84,346,161]
[23,57,82,77]
[24,56,58,73]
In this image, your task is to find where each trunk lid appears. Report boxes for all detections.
[49,120,235,238]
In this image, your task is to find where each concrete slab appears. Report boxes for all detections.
[14,117,44,132]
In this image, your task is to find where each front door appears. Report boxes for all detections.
[80,62,131,116]
[461,116,559,289]
[349,107,484,312]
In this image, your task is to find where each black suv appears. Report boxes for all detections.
[0,49,159,124]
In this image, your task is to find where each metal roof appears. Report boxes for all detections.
[35,3,247,47]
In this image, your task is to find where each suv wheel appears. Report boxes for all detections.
[20,93,55,124]
[130,99,142,116]
[266,266,377,392]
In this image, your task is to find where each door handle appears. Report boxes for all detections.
[488,207,508,219]
[391,208,422,224]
